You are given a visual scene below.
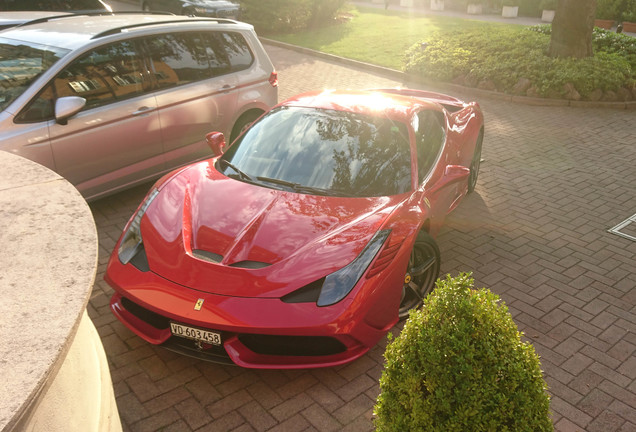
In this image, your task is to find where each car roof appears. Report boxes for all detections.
[0,13,249,49]
[281,89,437,123]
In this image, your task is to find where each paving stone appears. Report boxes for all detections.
[175,397,213,430]
[269,393,314,423]
[129,407,181,432]
[238,401,277,432]
[301,404,342,432]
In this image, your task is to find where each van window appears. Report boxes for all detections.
[145,32,210,88]
[145,31,254,87]
[56,40,147,108]
[0,38,69,113]
[205,32,253,73]
[16,39,147,122]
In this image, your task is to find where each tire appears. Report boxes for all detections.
[398,231,441,320]
[468,129,483,193]
[230,111,261,143]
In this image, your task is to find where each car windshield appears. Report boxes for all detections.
[219,106,412,197]
[0,38,69,111]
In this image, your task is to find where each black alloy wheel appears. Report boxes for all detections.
[468,130,484,193]
[398,232,440,320]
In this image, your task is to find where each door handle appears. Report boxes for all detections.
[132,106,156,116]
[220,84,235,92]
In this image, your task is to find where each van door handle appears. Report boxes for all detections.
[220,84,235,92]
[132,106,156,116]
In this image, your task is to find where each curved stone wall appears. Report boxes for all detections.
[0,152,121,432]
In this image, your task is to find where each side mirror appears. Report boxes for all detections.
[428,165,470,195]
[205,132,226,157]
[55,96,86,125]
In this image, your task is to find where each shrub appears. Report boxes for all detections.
[595,0,636,20]
[374,273,553,432]
[597,0,620,20]
[238,0,347,34]
[539,0,557,10]
[403,25,635,98]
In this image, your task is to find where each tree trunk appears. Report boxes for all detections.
[548,0,596,58]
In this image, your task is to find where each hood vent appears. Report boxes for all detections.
[193,250,270,269]
[229,260,271,269]
[193,249,223,263]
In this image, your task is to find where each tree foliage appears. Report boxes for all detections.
[374,273,553,432]
[238,0,347,34]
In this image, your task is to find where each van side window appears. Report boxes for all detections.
[207,32,253,73]
[52,40,148,110]
[145,33,210,88]
[17,40,147,121]
[415,110,446,184]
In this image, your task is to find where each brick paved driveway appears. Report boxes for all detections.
[88,44,636,432]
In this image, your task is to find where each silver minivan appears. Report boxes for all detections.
[0,13,278,200]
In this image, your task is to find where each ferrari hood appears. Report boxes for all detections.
[140,161,404,298]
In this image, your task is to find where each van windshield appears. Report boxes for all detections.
[0,38,69,111]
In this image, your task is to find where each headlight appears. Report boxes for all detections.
[317,230,391,307]
[118,189,159,264]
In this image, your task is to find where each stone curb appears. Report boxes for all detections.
[262,37,636,110]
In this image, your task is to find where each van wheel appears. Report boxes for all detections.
[230,111,261,143]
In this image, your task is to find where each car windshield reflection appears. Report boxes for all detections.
[218,106,412,197]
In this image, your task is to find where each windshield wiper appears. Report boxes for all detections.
[255,176,340,196]
[218,159,255,182]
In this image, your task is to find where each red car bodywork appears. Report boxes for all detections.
[105,89,484,368]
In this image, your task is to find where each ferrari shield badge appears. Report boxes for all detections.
[194,298,204,311]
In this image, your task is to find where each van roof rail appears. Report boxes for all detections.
[91,17,238,39]
[15,11,176,28]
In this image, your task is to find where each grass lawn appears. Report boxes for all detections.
[266,6,524,70]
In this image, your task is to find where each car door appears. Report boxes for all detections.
[415,109,458,231]
[45,39,164,199]
[146,31,239,170]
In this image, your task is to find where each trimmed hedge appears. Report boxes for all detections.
[403,25,636,99]
[374,273,552,432]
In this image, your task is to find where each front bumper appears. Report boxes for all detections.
[105,260,396,369]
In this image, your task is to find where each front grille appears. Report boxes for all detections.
[239,334,346,357]
[121,296,170,329]
[163,338,233,365]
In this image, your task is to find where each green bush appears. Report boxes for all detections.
[539,0,557,10]
[374,273,553,432]
[596,0,636,20]
[403,25,635,98]
[237,0,347,34]
[597,0,620,20]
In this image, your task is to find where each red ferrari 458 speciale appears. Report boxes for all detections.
[105,88,484,369]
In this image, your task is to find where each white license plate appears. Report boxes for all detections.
[170,322,221,345]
